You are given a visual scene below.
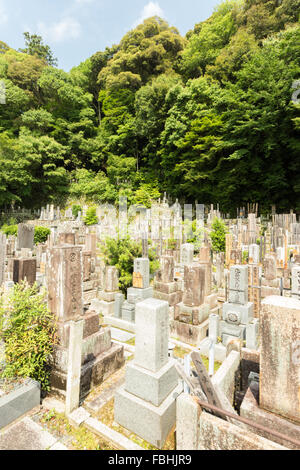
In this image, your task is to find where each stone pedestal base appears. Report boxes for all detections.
[170,319,209,346]
[240,385,300,450]
[50,342,124,400]
[174,302,210,325]
[125,359,179,407]
[90,297,115,316]
[153,290,182,306]
[114,383,182,449]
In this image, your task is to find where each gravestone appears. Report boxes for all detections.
[0,233,6,286]
[180,244,194,265]
[17,224,34,250]
[133,258,150,289]
[260,296,300,424]
[58,233,75,246]
[171,264,210,345]
[220,265,254,346]
[48,245,124,400]
[291,266,300,300]
[153,256,182,307]
[114,298,181,448]
[12,258,36,286]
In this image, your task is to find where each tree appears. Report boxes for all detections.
[210,218,227,252]
[19,32,58,67]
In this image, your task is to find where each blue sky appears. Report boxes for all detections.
[0,0,222,71]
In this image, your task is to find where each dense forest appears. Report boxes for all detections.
[0,0,299,212]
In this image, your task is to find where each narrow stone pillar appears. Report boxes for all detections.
[65,319,84,415]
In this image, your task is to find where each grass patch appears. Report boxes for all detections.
[173,346,221,373]
[40,409,114,450]
[126,337,135,346]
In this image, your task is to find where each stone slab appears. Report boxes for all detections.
[240,386,300,450]
[134,298,169,373]
[103,316,135,333]
[170,319,209,347]
[260,296,300,424]
[0,379,41,430]
[110,327,135,343]
[199,411,287,450]
[0,417,57,450]
[84,417,144,450]
[114,383,182,449]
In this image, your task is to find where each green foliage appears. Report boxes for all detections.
[19,32,57,67]
[34,226,51,244]
[72,204,82,218]
[0,4,299,210]
[242,250,249,264]
[0,282,57,391]
[210,218,227,252]
[100,236,159,294]
[185,219,205,251]
[132,183,161,208]
[1,224,17,237]
[84,206,98,225]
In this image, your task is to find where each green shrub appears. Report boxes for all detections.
[185,219,205,251]
[210,218,227,253]
[72,204,82,219]
[34,226,51,244]
[1,224,18,237]
[0,282,57,391]
[84,206,98,226]
[100,236,160,294]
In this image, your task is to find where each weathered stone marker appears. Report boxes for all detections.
[0,233,6,286]
[17,224,34,250]
[12,258,36,286]
[114,298,181,448]
[65,319,84,415]
[260,296,300,424]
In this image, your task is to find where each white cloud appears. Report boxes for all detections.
[37,17,81,43]
[133,2,164,27]
[0,0,8,25]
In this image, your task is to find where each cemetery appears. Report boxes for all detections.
[0,201,299,451]
[0,0,299,455]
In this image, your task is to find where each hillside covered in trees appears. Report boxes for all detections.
[0,0,299,213]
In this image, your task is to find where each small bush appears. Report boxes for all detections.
[210,218,227,253]
[0,282,57,391]
[72,204,82,219]
[1,224,18,237]
[34,226,51,244]
[84,206,98,226]
[100,235,160,294]
[1,225,50,244]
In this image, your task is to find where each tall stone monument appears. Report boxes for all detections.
[48,245,124,400]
